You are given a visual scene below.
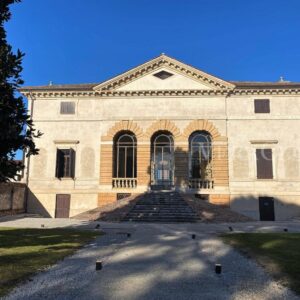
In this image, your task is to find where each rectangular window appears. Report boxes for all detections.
[60,102,75,114]
[254,99,270,113]
[55,149,76,178]
[256,148,273,179]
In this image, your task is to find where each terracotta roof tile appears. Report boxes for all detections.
[230,81,300,89]
[19,83,97,91]
[19,81,300,92]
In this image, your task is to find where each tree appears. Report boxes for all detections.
[0,0,42,182]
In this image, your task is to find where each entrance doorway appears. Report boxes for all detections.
[259,197,275,221]
[151,132,174,190]
[55,194,71,218]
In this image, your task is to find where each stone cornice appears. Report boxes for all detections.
[22,89,232,98]
[250,140,278,144]
[93,54,235,91]
[21,87,300,98]
[233,88,300,96]
[54,140,80,144]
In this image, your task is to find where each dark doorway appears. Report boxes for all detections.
[55,194,71,218]
[259,197,275,221]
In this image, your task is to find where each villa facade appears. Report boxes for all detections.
[20,54,300,220]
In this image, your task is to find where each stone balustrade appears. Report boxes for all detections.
[189,179,214,189]
[112,178,137,188]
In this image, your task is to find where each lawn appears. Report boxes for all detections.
[0,227,99,297]
[222,233,300,295]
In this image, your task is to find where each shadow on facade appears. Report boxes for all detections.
[22,141,300,222]
[73,195,142,222]
[230,195,300,221]
[26,188,52,218]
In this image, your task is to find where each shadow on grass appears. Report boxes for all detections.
[3,226,299,300]
[221,233,300,295]
[0,227,99,297]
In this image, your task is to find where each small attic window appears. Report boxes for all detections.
[60,102,75,114]
[153,70,173,80]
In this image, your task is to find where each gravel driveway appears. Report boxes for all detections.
[3,223,299,300]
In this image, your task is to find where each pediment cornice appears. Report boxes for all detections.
[93,54,235,91]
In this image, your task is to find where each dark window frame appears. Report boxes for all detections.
[189,131,212,180]
[254,99,270,113]
[113,132,137,179]
[256,148,273,179]
[56,148,76,179]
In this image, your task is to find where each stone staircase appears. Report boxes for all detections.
[123,191,199,223]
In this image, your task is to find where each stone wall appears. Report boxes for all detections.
[0,183,26,216]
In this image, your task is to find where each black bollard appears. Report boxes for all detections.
[192,234,196,239]
[96,260,103,271]
[284,228,288,232]
[127,233,131,238]
[215,264,222,274]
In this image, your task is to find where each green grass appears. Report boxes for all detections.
[222,233,300,295]
[0,227,99,297]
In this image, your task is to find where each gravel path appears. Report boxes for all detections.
[3,223,299,300]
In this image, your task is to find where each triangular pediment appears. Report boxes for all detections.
[93,54,235,92]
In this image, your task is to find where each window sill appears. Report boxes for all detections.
[56,177,75,181]
[112,187,137,189]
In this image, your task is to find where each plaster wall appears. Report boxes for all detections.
[25,91,300,220]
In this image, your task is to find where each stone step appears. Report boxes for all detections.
[124,214,198,219]
[135,199,187,203]
[135,205,193,211]
[128,211,195,215]
[123,217,198,223]
[126,211,197,216]
[122,191,199,223]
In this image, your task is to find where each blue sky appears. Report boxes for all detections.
[6,0,300,86]
[6,0,300,159]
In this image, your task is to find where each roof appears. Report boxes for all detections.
[20,83,97,92]
[19,81,300,92]
[18,54,300,92]
[230,81,300,89]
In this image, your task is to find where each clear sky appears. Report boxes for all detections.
[6,0,300,87]
[6,0,300,159]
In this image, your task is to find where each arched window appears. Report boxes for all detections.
[154,134,173,146]
[151,131,174,187]
[189,131,212,180]
[114,132,137,178]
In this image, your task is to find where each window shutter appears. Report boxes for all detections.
[263,100,270,113]
[256,149,273,179]
[60,102,75,114]
[70,148,76,178]
[55,149,64,178]
[254,99,270,113]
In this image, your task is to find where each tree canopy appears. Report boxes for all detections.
[0,0,42,182]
